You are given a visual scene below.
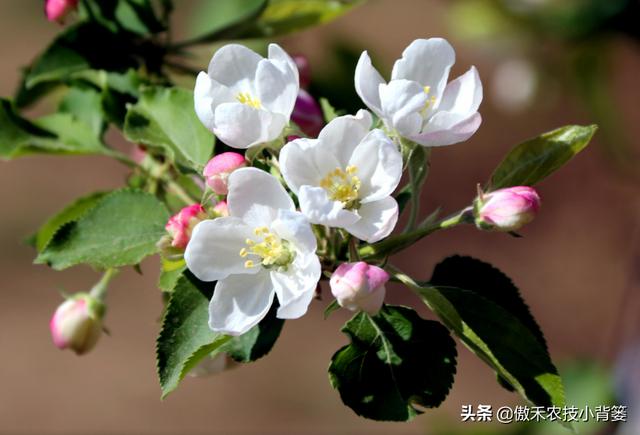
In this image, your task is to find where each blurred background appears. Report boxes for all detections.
[1,0,639,433]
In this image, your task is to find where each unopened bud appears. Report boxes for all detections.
[475,186,541,232]
[291,90,324,138]
[45,0,78,23]
[330,262,389,315]
[50,294,105,355]
[213,200,229,217]
[165,204,207,249]
[203,152,247,195]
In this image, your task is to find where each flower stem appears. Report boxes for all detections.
[359,208,472,259]
[89,268,119,301]
[164,178,198,205]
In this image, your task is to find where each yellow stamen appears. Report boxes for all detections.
[237,92,262,109]
[420,85,437,115]
[240,227,294,270]
[319,166,361,207]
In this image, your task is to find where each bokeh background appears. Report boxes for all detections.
[1,0,639,434]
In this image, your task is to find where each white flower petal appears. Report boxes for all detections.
[298,185,359,227]
[317,110,373,167]
[279,138,341,194]
[185,218,259,282]
[213,102,286,148]
[391,38,455,102]
[438,66,483,115]
[354,51,385,117]
[378,79,427,136]
[194,73,236,133]
[349,129,403,203]
[207,44,262,89]
[345,197,399,243]
[256,58,298,117]
[271,209,317,254]
[413,112,482,147]
[268,43,299,85]
[209,271,274,336]
[194,72,215,131]
[228,167,294,221]
[271,252,321,319]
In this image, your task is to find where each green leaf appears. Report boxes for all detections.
[124,86,214,170]
[59,86,106,137]
[187,0,267,41]
[36,190,169,270]
[33,192,107,252]
[246,0,366,38]
[0,99,109,159]
[158,258,186,292]
[324,299,341,319]
[319,97,340,122]
[179,0,363,47]
[25,23,162,90]
[220,302,284,363]
[73,69,145,127]
[328,305,457,421]
[489,125,597,190]
[396,256,566,410]
[26,24,136,89]
[156,273,231,398]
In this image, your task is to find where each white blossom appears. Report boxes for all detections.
[279,110,402,243]
[185,168,321,336]
[355,37,483,147]
[194,43,299,149]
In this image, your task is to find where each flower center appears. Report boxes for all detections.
[236,92,262,109]
[420,85,437,116]
[319,165,361,209]
[239,226,294,270]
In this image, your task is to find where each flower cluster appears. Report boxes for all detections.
[173,38,539,336]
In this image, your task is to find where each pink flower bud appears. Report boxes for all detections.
[165,204,207,249]
[475,186,541,232]
[131,145,148,165]
[293,55,311,89]
[45,0,78,23]
[291,90,324,138]
[213,200,229,217]
[50,294,105,355]
[203,152,247,195]
[330,262,389,315]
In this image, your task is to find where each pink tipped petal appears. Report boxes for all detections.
[165,204,206,249]
[49,295,103,354]
[213,200,229,217]
[413,112,482,147]
[365,265,390,291]
[438,66,483,115]
[45,0,78,23]
[330,262,388,315]
[477,186,541,231]
[203,152,246,194]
